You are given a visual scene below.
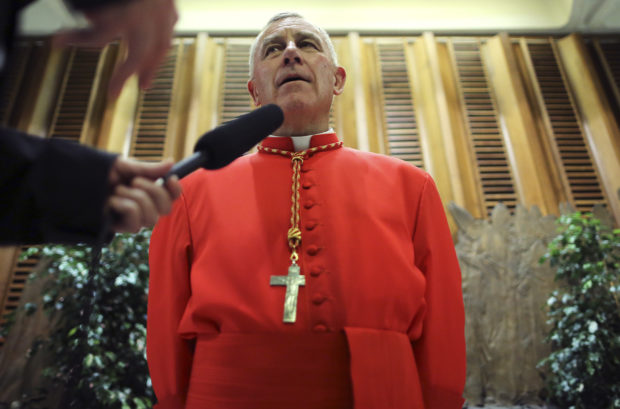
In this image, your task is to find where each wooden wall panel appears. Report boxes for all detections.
[0,43,32,127]
[166,39,196,162]
[184,34,225,157]
[129,43,180,161]
[482,34,559,215]
[410,33,466,220]
[440,39,486,219]
[516,38,608,215]
[451,38,519,216]
[556,34,620,225]
[511,38,569,209]
[376,40,424,168]
[593,39,620,114]
[48,47,105,144]
[96,42,139,154]
[220,40,253,124]
[0,247,20,343]
[333,36,358,149]
[360,39,386,154]
[18,47,68,137]
[332,34,385,153]
[345,33,373,152]
[0,248,38,348]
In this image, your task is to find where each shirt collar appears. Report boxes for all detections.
[265,128,338,152]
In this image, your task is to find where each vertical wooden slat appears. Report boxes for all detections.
[0,247,20,344]
[376,40,424,169]
[80,44,118,148]
[165,39,195,162]
[361,39,386,155]
[410,32,465,218]
[441,38,486,219]
[511,38,569,209]
[184,34,225,157]
[593,39,620,115]
[0,43,32,127]
[48,47,102,143]
[19,46,68,137]
[482,33,558,215]
[96,43,139,154]
[333,36,358,149]
[556,34,620,225]
[129,44,179,161]
[521,38,607,214]
[219,40,253,125]
[451,38,519,216]
[347,32,370,151]
[0,248,39,348]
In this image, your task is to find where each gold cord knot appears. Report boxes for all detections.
[287,227,302,248]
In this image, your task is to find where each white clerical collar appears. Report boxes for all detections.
[268,128,334,152]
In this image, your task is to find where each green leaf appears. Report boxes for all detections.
[134,397,148,409]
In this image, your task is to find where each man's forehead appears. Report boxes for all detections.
[259,18,323,45]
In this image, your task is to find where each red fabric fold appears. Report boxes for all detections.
[153,395,186,409]
[184,332,353,409]
[344,327,424,409]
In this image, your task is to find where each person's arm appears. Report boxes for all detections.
[410,173,466,409]
[0,127,115,244]
[0,127,181,245]
[55,0,178,98]
[147,192,194,409]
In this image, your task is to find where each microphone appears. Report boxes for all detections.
[164,104,284,179]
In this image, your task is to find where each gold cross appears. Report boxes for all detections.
[270,263,305,323]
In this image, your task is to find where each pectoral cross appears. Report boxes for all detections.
[270,263,305,323]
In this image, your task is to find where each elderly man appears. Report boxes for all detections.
[148,12,466,409]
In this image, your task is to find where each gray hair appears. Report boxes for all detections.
[248,12,339,77]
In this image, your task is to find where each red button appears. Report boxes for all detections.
[305,221,318,231]
[302,181,313,189]
[304,200,314,209]
[310,266,323,277]
[313,323,328,332]
[306,245,320,256]
[312,294,327,305]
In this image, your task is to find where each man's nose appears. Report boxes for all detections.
[283,41,302,65]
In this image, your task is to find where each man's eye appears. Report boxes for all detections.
[300,40,318,49]
[265,45,281,56]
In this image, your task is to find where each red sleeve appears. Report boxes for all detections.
[411,173,466,409]
[147,193,194,409]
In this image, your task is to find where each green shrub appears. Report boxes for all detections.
[18,229,154,409]
[539,212,620,409]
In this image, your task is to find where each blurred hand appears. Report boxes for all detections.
[53,0,178,98]
[107,158,182,233]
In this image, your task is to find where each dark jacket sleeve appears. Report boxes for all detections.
[62,0,131,12]
[0,127,117,245]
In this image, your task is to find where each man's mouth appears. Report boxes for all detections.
[279,76,309,86]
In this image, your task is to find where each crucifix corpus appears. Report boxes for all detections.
[270,263,305,323]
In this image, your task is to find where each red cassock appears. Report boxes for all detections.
[148,133,466,409]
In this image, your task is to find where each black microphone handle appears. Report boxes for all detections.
[164,151,208,180]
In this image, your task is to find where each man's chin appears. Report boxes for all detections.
[277,97,313,113]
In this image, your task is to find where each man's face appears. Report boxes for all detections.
[247,18,345,132]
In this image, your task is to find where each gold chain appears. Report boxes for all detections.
[257,141,343,264]
[288,154,304,262]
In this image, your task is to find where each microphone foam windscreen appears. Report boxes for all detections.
[194,104,284,169]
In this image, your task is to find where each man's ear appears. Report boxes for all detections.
[248,80,261,106]
[333,67,346,95]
